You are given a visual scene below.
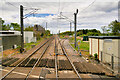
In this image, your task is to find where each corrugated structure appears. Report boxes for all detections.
[0,31,21,50]
[89,36,120,74]
[0,31,36,50]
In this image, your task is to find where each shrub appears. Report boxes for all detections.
[94,53,98,59]
[89,55,93,59]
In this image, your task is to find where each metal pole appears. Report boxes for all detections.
[46,22,47,30]
[58,30,60,37]
[0,18,2,31]
[74,13,77,48]
[101,52,102,62]
[74,9,78,48]
[70,22,71,32]
[20,5,24,53]
[111,54,114,70]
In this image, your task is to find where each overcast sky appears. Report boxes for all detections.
[0,0,119,34]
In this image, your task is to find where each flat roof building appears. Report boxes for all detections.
[0,31,36,51]
[0,31,21,51]
[89,36,120,74]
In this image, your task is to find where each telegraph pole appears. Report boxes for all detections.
[46,22,47,30]
[20,5,24,53]
[74,9,78,48]
[118,1,120,22]
[70,22,72,32]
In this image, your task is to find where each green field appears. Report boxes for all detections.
[69,37,89,51]
[24,38,44,50]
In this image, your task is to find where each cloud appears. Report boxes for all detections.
[0,1,119,33]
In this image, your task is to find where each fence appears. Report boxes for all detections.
[100,51,120,74]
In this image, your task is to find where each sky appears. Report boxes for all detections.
[0,0,119,34]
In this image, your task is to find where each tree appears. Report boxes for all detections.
[41,33,44,37]
[1,19,7,30]
[1,20,11,30]
[45,30,50,36]
[2,20,5,25]
[10,23,20,31]
[77,31,83,36]
[101,26,107,34]
[108,20,120,35]
[1,18,21,31]
[25,26,33,31]
[59,31,74,36]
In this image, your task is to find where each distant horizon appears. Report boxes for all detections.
[1,18,116,34]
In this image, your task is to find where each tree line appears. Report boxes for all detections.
[60,20,120,36]
[1,18,51,40]
[101,20,120,36]
[1,18,34,31]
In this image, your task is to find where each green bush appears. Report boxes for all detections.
[94,53,98,59]
[89,55,93,59]
[16,46,21,49]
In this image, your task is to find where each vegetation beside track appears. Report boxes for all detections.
[69,37,90,58]
[24,38,44,51]
[2,35,52,57]
[24,34,52,51]
[69,37,89,51]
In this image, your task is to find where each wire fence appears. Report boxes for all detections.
[100,51,120,74]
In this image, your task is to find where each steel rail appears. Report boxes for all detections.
[58,38,82,80]
[25,38,53,80]
[1,37,52,80]
[55,38,58,80]
[24,58,32,67]
[39,37,54,79]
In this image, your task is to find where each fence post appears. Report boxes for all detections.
[101,52,102,62]
[111,54,114,74]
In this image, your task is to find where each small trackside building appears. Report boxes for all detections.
[0,31,36,51]
[88,36,120,74]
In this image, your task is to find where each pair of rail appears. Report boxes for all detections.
[54,37,82,80]
[1,37,54,80]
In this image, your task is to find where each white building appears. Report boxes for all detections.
[89,36,120,74]
[0,31,36,51]
[24,31,36,43]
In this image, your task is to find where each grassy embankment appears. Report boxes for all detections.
[2,36,51,57]
[24,36,51,51]
[69,37,90,57]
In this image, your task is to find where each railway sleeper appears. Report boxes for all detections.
[5,58,19,67]
[40,69,51,79]
[25,58,38,67]
[10,58,24,67]
[2,57,13,64]
[82,62,105,75]
[2,58,19,67]
[46,59,55,68]
[38,58,48,67]
[73,62,87,73]
[19,58,30,67]
[73,62,105,75]
[58,60,72,70]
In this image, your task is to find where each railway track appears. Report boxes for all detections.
[55,37,58,80]
[54,36,82,80]
[1,36,54,80]
[38,38,56,79]
[54,36,119,80]
[1,35,119,80]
